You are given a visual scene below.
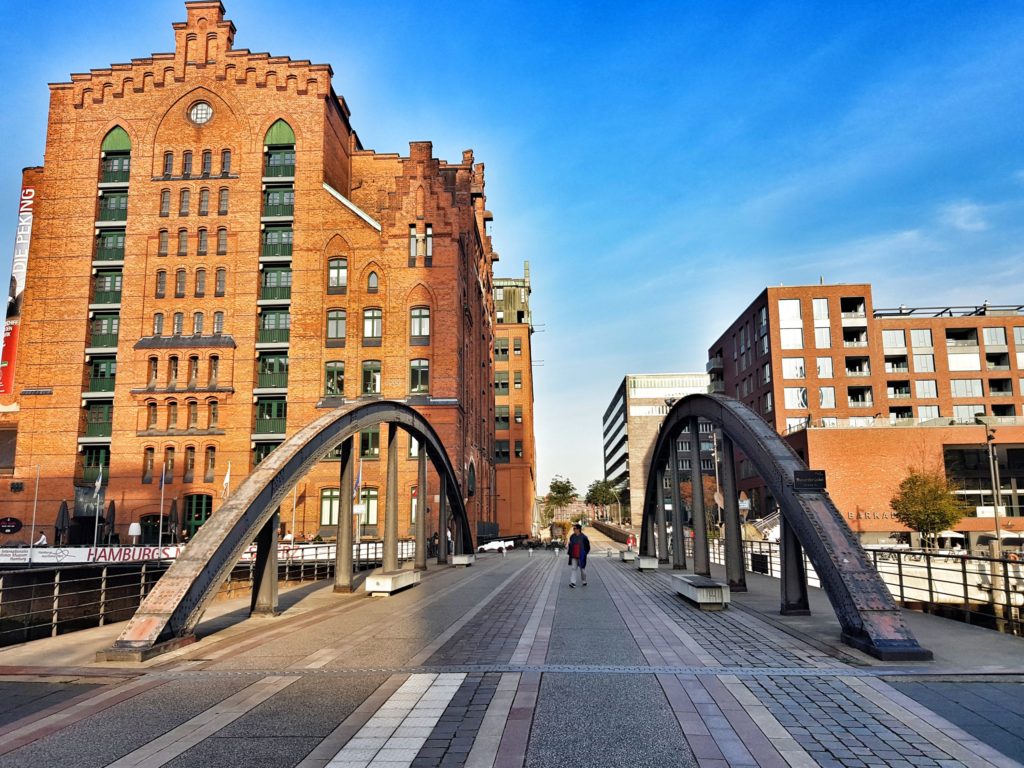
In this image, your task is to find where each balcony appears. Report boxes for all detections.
[262,202,294,218]
[101,168,130,184]
[93,289,122,305]
[98,206,127,222]
[260,285,292,301]
[257,371,289,389]
[263,162,295,178]
[254,417,287,434]
[94,245,125,262]
[88,377,115,392]
[706,356,723,374]
[848,399,875,408]
[80,466,108,485]
[258,328,290,344]
[888,391,912,400]
[708,380,725,394]
[261,242,293,258]
[845,369,871,377]
[85,420,112,437]
[89,333,119,348]
[842,341,868,348]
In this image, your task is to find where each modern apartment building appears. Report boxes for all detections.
[707,284,1024,544]
[602,373,712,527]
[493,264,537,537]
[0,2,500,545]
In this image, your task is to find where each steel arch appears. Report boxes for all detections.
[641,393,930,660]
[109,401,472,653]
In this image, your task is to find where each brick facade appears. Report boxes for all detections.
[0,2,507,545]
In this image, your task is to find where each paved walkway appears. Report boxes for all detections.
[0,530,1022,767]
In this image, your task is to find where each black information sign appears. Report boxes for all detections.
[0,516,23,534]
[793,470,826,491]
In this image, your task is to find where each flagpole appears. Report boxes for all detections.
[158,466,166,549]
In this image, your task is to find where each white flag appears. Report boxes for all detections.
[93,464,103,499]
[222,461,231,499]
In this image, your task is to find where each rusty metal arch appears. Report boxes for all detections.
[641,393,930,660]
[109,401,471,654]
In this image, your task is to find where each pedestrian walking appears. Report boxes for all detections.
[567,523,590,588]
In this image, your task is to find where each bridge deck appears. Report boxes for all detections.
[0,533,1022,767]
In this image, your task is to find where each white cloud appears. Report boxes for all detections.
[939,201,989,232]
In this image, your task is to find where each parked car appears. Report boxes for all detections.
[477,539,514,553]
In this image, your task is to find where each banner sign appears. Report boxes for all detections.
[1,185,35,394]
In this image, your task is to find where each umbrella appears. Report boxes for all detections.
[54,500,70,546]
[105,500,116,545]
[167,498,179,544]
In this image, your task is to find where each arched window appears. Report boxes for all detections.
[173,312,184,335]
[182,150,193,177]
[177,229,188,256]
[193,312,204,335]
[367,271,379,293]
[160,189,171,217]
[361,360,381,394]
[204,446,216,482]
[188,356,199,384]
[143,447,155,483]
[217,227,227,255]
[163,152,174,177]
[179,188,190,216]
[158,230,169,257]
[198,188,210,215]
[215,268,226,296]
[324,361,344,396]
[164,446,176,483]
[167,400,178,429]
[213,311,224,335]
[410,358,430,394]
[208,356,219,387]
[264,120,296,177]
[168,356,179,384]
[100,126,131,183]
[184,445,196,482]
[155,270,167,298]
[410,307,430,343]
[146,401,158,429]
[362,308,382,344]
[358,488,379,531]
[175,269,186,298]
[187,400,199,428]
[220,149,232,175]
[218,188,229,215]
[201,150,212,176]
[327,310,346,346]
[197,228,208,255]
[148,357,159,386]
[195,268,206,297]
[320,488,340,526]
[153,313,164,336]
[327,257,347,294]
[207,399,219,427]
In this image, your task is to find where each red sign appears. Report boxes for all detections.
[1,185,35,395]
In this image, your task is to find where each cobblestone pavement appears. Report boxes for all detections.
[0,543,1022,768]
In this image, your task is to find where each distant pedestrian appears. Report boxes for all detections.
[34,531,47,547]
[567,524,591,588]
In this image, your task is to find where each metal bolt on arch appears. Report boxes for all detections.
[641,394,931,661]
[100,401,473,661]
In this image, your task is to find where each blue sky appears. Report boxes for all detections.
[2,1,1023,495]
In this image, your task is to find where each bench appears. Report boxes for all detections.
[619,550,637,562]
[451,553,476,567]
[672,574,730,610]
[365,569,422,597]
[636,555,659,571]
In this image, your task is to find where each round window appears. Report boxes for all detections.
[189,102,213,125]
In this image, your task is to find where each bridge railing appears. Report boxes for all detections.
[0,541,416,647]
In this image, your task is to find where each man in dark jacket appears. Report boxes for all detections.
[567,524,591,588]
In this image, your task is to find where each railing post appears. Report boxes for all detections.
[896,552,905,604]
[51,570,61,637]
[925,553,934,608]
[99,566,107,626]
[961,556,970,623]
[140,563,147,603]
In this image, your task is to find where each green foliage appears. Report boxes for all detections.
[544,475,577,519]
[889,468,967,546]
[585,479,619,508]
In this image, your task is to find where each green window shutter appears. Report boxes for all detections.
[264,119,295,146]
[101,126,131,152]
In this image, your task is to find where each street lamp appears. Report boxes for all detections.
[984,425,1003,557]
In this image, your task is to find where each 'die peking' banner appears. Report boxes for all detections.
[0,186,35,395]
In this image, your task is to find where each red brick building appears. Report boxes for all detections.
[707,284,1024,545]
[0,2,504,546]
[493,264,536,537]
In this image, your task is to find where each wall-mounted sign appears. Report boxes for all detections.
[0,516,22,534]
[793,470,826,491]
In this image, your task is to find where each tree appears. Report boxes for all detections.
[889,468,967,547]
[679,476,719,516]
[585,479,619,520]
[543,475,577,524]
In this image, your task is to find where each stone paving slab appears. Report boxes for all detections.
[0,549,1022,767]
